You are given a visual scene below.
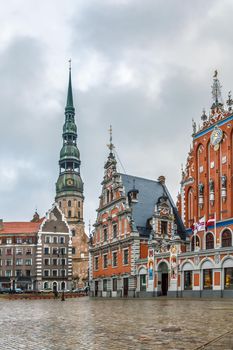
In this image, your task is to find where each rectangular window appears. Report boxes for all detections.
[103,254,108,269]
[26,270,31,277]
[5,270,11,277]
[61,258,66,266]
[44,270,49,277]
[0,259,2,266]
[0,248,2,256]
[184,271,192,290]
[44,258,50,266]
[16,270,22,277]
[6,238,12,244]
[45,236,50,244]
[6,259,12,266]
[203,269,212,289]
[113,224,117,239]
[16,238,22,244]
[103,279,107,292]
[112,252,117,267]
[52,259,57,266]
[94,256,99,270]
[60,248,66,255]
[6,248,12,255]
[25,259,32,266]
[53,236,57,244]
[27,238,33,244]
[161,221,168,235]
[103,228,108,242]
[112,278,117,292]
[60,237,65,244]
[26,248,32,255]
[16,258,23,266]
[72,230,75,237]
[16,248,22,255]
[224,267,233,289]
[72,247,76,255]
[52,247,58,255]
[60,269,66,277]
[52,270,58,277]
[44,247,50,255]
[123,249,129,265]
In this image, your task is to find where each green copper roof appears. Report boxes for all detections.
[65,67,74,112]
[56,173,83,194]
[60,144,80,160]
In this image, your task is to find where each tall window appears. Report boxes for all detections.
[94,256,99,270]
[113,224,117,239]
[72,230,75,237]
[68,210,71,218]
[184,271,192,290]
[224,267,233,289]
[103,254,108,269]
[123,249,129,265]
[222,230,232,247]
[206,232,214,249]
[188,188,194,223]
[191,235,200,251]
[72,247,76,254]
[103,227,108,242]
[112,252,117,267]
[161,221,168,235]
[68,200,71,207]
[203,269,212,289]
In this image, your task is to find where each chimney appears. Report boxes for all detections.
[158,175,166,185]
[0,219,3,230]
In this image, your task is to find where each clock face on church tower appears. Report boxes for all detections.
[66,178,74,186]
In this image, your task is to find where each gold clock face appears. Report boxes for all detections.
[66,178,74,186]
[210,126,223,148]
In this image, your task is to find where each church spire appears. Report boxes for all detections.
[65,59,74,113]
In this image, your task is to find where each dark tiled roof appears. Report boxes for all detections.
[120,173,186,239]
[120,174,164,228]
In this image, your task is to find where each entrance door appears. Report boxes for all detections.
[95,281,98,297]
[161,273,168,296]
[53,282,57,292]
[123,278,128,297]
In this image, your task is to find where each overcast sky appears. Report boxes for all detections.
[1,0,233,231]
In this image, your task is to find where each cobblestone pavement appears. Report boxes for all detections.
[0,297,233,350]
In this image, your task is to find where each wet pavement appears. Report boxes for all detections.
[0,297,233,350]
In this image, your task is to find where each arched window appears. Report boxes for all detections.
[107,190,110,203]
[206,232,214,249]
[59,201,62,208]
[78,201,81,208]
[188,188,194,223]
[68,200,71,207]
[191,235,200,251]
[222,230,232,247]
[78,211,80,219]
[68,210,71,218]
[44,282,48,289]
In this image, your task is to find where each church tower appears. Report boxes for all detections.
[55,63,88,288]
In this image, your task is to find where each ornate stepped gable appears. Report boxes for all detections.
[179,71,233,229]
[89,128,185,297]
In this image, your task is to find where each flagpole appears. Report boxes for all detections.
[194,216,196,251]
